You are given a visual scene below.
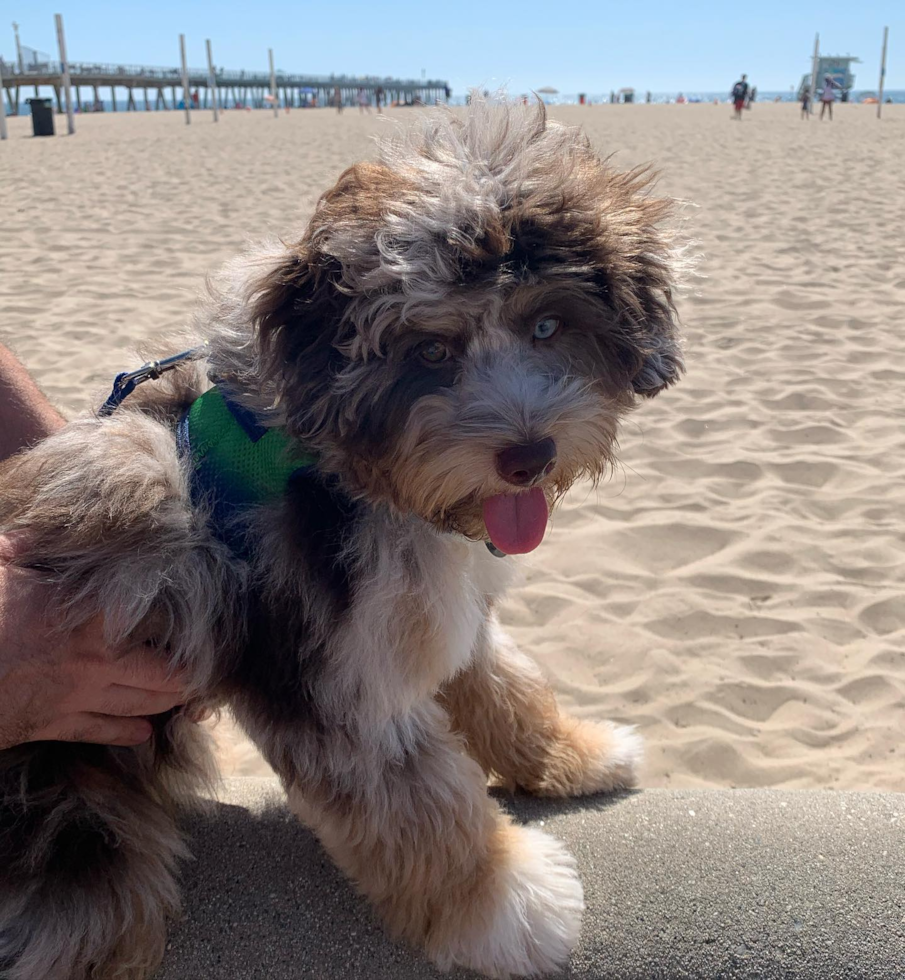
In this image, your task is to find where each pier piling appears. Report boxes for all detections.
[180,34,191,124]
[268,48,278,117]
[54,13,75,134]
[0,61,7,140]
[205,39,219,122]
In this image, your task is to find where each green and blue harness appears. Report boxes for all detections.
[100,349,315,553]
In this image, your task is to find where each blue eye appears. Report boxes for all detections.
[533,317,561,340]
[419,340,450,364]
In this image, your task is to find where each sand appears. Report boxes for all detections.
[1,103,903,791]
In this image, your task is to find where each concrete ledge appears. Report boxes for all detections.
[158,777,905,979]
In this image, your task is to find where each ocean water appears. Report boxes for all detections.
[453,90,905,106]
[10,89,905,114]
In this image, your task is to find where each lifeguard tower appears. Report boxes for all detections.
[798,54,860,102]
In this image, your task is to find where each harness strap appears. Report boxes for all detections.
[177,386,316,554]
[100,351,315,556]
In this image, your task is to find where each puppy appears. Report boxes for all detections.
[0,99,682,979]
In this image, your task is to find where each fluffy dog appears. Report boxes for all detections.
[0,100,682,979]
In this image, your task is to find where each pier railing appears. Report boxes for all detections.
[0,57,447,89]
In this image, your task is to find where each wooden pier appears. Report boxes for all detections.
[0,58,449,114]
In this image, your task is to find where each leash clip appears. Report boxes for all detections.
[98,344,209,417]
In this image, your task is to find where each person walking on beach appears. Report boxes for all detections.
[731,74,749,119]
[800,88,810,119]
[357,88,371,114]
[819,75,840,120]
[333,86,343,114]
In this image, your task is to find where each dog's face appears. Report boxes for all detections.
[250,102,683,552]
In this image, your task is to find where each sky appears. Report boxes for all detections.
[7,1,903,95]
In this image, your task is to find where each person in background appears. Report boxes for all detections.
[0,344,192,750]
[820,75,840,120]
[375,86,384,114]
[731,74,749,120]
[801,88,811,119]
[333,86,343,114]
[357,87,371,114]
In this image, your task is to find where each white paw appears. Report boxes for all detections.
[572,721,643,795]
[438,826,584,979]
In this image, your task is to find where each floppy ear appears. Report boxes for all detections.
[249,161,400,372]
[628,296,684,398]
[241,242,350,448]
[242,162,400,438]
[250,244,347,384]
[592,170,685,399]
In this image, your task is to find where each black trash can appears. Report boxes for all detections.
[26,98,55,137]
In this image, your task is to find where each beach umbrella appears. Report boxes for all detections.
[536,86,559,94]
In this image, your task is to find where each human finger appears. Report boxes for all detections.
[61,621,114,661]
[91,648,191,694]
[35,714,154,747]
[94,684,186,718]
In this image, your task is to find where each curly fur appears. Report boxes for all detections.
[0,98,682,979]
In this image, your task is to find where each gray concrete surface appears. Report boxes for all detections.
[158,777,905,980]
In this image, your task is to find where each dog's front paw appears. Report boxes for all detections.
[523,719,642,798]
[431,825,584,978]
[568,720,643,795]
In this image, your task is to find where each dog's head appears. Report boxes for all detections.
[241,100,683,552]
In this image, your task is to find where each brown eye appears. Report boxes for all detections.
[419,340,450,364]
[533,316,562,341]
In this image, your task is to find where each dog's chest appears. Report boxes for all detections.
[407,543,505,698]
[344,529,514,713]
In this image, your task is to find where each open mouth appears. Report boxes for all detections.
[482,487,550,555]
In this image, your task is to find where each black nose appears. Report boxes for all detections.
[496,438,557,487]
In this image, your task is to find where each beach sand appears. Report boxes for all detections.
[2,103,903,790]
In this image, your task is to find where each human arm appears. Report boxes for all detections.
[0,343,65,461]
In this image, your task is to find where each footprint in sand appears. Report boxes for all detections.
[645,610,801,642]
[772,289,832,311]
[766,460,838,488]
[603,522,736,573]
[858,597,905,637]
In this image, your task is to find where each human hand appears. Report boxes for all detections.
[0,534,191,750]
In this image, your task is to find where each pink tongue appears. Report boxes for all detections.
[482,488,550,555]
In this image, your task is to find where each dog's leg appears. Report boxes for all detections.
[0,716,213,980]
[439,617,641,797]
[254,700,584,978]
